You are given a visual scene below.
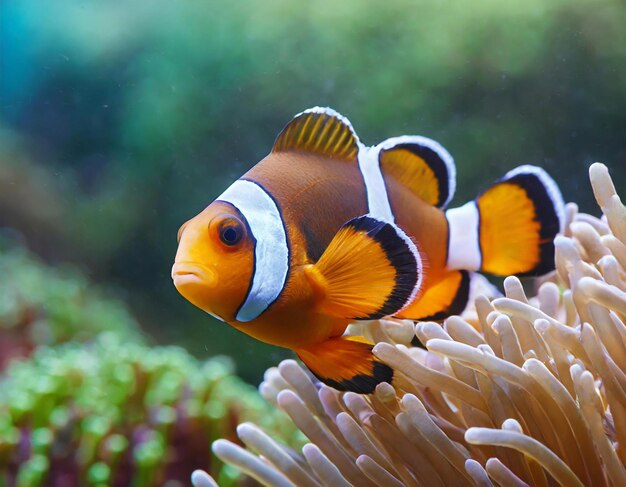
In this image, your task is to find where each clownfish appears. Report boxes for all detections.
[173,107,564,394]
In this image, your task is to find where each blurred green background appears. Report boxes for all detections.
[1,0,625,382]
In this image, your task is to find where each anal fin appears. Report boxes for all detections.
[397,270,470,321]
[295,336,392,394]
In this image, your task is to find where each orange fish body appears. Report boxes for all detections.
[173,107,564,393]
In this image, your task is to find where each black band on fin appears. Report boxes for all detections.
[295,336,393,394]
[311,215,423,321]
[418,270,471,321]
[397,270,471,321]
[378,136,456,208]
[311,361,393,394]
[498,166,563,276]
[349,216,421,319]
[273,107,359,161]
[476,165,564,277]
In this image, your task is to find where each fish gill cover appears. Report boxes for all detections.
[195,163,626,486]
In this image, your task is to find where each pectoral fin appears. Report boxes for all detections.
[305,215,423,320]
[295,336,392,394]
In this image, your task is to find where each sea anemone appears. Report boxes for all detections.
[196,163,626,486]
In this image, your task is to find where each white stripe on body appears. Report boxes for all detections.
[445,201,482,271]
[358,144,395,222]
[217,180,289,322]
[357,143,423,304]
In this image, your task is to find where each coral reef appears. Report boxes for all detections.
[0,241,142,369]
[0,334,302,487]
[197,163,626,486]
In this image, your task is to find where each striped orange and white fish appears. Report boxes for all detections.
[172,107,564,394]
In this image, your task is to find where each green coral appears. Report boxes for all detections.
[0,239,143,368]
[0,239,303,485]
[0,334,303,486]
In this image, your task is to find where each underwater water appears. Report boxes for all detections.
[1,0,625,485]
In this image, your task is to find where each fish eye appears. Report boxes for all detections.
[217,217,244,247]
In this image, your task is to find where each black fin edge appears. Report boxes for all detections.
[378,138,455,208]
[305,359,393,394]
[417,270,471,321]
[497,168,563,277]
[346,215,420,319]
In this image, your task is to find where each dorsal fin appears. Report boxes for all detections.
[272,107,360,162]
[377,136,456,208]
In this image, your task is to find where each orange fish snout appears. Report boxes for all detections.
[172,202,256,323]
[171,261,221,316]
[172,262,217,290]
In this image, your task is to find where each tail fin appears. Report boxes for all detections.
[446,165,564,277]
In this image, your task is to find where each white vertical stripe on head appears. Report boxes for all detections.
[217,179,289,322]
[445,201,482,271]
[357,143,395,222]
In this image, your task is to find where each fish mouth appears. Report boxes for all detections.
[171,262,216,288]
